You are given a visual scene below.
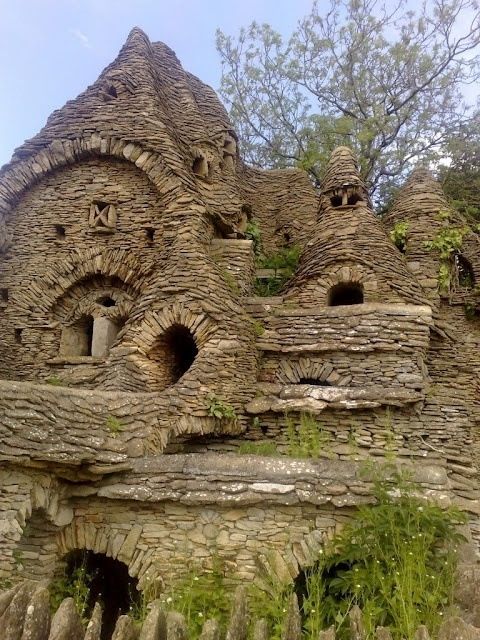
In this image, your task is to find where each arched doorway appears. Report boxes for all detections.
[58,550,140,640]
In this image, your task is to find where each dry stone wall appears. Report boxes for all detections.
[0,26,479,635]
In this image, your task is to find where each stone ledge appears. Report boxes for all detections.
[87,454,461,510]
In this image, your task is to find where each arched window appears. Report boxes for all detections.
[328,282,364,306]
[149,324,198,390]
[298,378,331,386]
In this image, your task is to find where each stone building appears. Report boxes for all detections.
[0,27,479,634]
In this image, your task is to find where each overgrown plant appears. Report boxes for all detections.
[254,245,301,296]
[206,395,237,425]
[300,467,466,639]
[162,560,232,636]
[389,221,409,253]
[424,223,470,292]
[245,219,262,256]
[49,561,92,622]
[286,413,332,458]
[129,576,163,624]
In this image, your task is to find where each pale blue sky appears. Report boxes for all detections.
[0,0,313,167]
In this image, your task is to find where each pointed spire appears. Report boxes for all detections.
[320,147,369,210]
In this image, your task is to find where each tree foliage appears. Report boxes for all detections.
[216,0,480,204]
[440,111,480,220]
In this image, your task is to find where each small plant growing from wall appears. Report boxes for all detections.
[106,415,123,436]
[286,413,332,458]
[50,560,92,622]
[389,221,409,253]
[206,395,237,426]
[245,219,262,256]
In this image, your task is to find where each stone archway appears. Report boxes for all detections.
[59,549,140,640]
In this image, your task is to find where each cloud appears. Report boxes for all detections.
[70,28,92,49]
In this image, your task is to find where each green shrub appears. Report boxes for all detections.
[301,467,466,639]
[206,395,237,424]
[49,561,92,621]
[238,441,278,456]
[162,560,232,636]
[254,245,301,297]
[286,413,332,458]
[245,219,262,256]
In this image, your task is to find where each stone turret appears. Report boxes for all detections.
[285,147,427,307]
[319,146,370,213]
[383,168,480,304]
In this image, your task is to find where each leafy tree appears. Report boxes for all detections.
[440,110,480,220]
[216,0,480,204]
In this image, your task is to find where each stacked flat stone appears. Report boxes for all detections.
[0,26,479,620]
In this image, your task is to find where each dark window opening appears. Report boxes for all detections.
[328,282,364,306]
[298,378,331,386]
[347,193,362,205]
[86,317,94,355]
[15,328,23,344]
[149,324,198,390]
[455,253,475,289]
[55,225,66,239]
[1,288,8,303]
[145,227,155,243]
[107,85,117,99]
[61,550,139,640]
[192,156,210,178]
[330,195,343,207]
[97,296,116,308]
[165,325,198,381]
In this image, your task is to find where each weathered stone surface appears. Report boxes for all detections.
[165,612,187,640]
[111,615,138,640]
[318,628,335,640]
[84,603,102,640]
[199,619,221,640]
[139,602,166,640]
[226,587,248,640]
[438,617,480,640]
[349,605,365,640]
[2,582,36,640]
[414,627,431,640]
[281,593,301,640]
[21,586,51,640]
[48,598,84,640]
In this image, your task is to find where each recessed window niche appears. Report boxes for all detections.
[60,315,122,358]
[148,324,198,390]
[328,282,364,306]
[54,224,66,240]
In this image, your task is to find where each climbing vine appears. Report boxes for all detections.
[424,221,470,293]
